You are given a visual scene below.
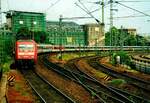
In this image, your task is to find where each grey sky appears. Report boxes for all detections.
[1,0,150,34]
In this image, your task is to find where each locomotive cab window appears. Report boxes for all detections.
[18,44,34,51]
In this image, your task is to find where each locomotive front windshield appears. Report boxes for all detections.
[18,44,34,51]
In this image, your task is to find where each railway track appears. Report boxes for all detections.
[65,59,127,103]
[131,54,150,74]
[135,54,150,62]
[88,56,150,101]
[66,58,150,103]
[21,69,75,103]
[42,55,143,103]
[42,57,103,103]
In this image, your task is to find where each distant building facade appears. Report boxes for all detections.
[119,28,137,36]
[6,10,46,33]
[82,23,105,46]
[46,21,85,46]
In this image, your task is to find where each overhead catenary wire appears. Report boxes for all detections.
[44,0,62,13]
[116,0,150,2]
[113,10,150,19]
[88,8,100,14]
[59,16,93,20]
[83,1,110,16]
[115,1,150,18]
[77,0,100,23]
[75,2,100,23]
[114,15,149,19]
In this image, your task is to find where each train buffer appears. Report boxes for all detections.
[8,75,15,86]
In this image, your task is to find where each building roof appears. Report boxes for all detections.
[6,10,45,18]
[82,23,101,27]
[46,21,80,26]
[7,10,45,15]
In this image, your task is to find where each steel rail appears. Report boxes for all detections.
[21,69,75,103]
[43,56,135,103]
[71,71,124,103]
[42,57,104,103]
[98,58,150,84]
[65,57,150,103]
[88,57,150,102]
[65,58,137,103]
[90,57,150,84]
[21,69,46,103]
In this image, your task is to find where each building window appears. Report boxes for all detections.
[33,21,37,25]
[19,20,23,24]
[95,27,99,32]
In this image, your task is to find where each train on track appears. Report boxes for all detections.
[14,39,149,68]
[38,44,150,53]
[15,40,38,68]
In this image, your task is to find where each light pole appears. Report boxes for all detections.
[59,15,63,60]
[120,26,123,51]
[33,21,37,40]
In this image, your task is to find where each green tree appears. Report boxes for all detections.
[16,27,31,40]
[111,51,131,65]
[136,35,146,46]
[34,31,47,43]
[105,27,149,46]
[128,35,137,46]
[16,27,47,43]
[105,27,121,46]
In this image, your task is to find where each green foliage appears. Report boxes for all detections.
[2,62,10,72]
[111,51,131,65]
[111,52,117,65]
[105,27,120,46]
[105,26,149,46]
[105,32,110,46]
[108,79,126,86]
[4,35,14,57]
[16,27,31,40]
[0,32,14,64]
[127,35,137,46]
[34,31,47,43]
[136,35,147,46]
[16,27,47,43]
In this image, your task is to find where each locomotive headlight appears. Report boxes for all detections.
[18,52,25,55]
[28,52,34,55]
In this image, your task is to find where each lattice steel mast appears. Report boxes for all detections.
[110,0,113,47]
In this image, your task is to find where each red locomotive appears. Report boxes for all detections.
[15,40,37,67]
